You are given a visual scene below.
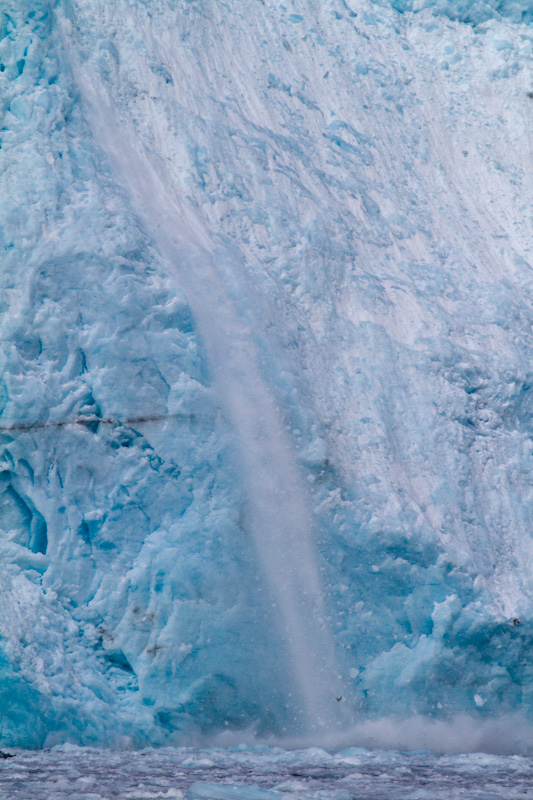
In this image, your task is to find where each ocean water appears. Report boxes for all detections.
[2,744,533,800]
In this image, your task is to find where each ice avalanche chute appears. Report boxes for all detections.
[66,45,346,735]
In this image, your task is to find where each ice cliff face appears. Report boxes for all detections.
[1,0,533,747]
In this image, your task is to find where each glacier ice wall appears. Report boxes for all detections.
[1,0,533,747]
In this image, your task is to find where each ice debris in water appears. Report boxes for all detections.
[1,745,533,800]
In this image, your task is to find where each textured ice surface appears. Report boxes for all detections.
[377,0,533,25]
[2,745,533,800]
[1,0,533,747]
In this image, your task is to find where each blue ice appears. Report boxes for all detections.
[1,0,533,750]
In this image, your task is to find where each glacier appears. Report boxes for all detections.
[1,0,533,750]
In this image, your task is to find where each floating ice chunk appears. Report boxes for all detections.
[186,783,282,800]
